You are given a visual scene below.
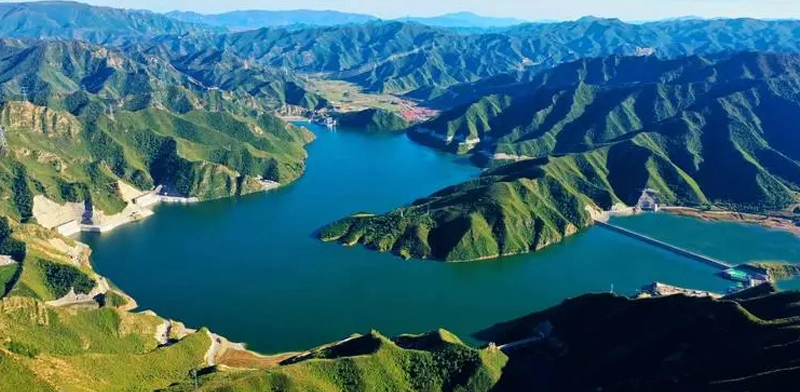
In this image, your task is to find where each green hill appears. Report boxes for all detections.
[324,52,800,261]
[0,39,315,220]
[319,159,596,261]
[337,109,410,133]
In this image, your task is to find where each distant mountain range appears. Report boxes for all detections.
[396,12,528,28]
[164,9,378,30]
[164,9,528,30]
[0,1,219,43]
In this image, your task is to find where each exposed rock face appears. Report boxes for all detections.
[1,102,82,137]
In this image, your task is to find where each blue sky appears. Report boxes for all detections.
[5,0,800,20]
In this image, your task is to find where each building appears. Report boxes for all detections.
[637,189,661,212]
[722,268,751,283]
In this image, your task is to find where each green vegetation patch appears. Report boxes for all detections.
[0,217,26,261]
[39,259,96,298]
[103,291,129,308]
[5,341,40,358]
[168,330,506,392]
[337,109,410,133]
[0,264,19,297]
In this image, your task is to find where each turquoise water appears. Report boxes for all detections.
[611,213,800,265]
[81,124,797,353]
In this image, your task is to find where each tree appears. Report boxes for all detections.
[0,238,26,261]
[0,217,9,240]
[12,167,34,223]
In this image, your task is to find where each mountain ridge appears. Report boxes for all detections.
[322,52,800,261]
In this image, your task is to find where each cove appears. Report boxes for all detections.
[81,123,799,354]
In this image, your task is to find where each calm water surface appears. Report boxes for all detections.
[82,124,800,353]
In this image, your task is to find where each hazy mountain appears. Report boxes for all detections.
[164,9,378,30]
[0,1,220,43]
[396,12,527,28]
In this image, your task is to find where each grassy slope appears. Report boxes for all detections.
[167,330,506,392]
[0,220,209,392]
[320,159,596,261]
[0,39,315,219]
[0,297,210,391]
[337,109,410,133]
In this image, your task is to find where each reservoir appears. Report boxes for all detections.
[82,124,800,353]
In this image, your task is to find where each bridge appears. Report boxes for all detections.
[595,221,732,270]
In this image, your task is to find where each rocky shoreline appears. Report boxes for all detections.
[661,206,800,237]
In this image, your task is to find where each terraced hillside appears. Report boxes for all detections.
[324,53,800,261]
[0,38,315,221]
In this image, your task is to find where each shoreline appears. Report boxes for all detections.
[277,115,311,122]
[660,206,800,237]
[40,181,283,238]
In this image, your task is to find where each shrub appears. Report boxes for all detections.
[39,259,96,298]
[5,341,39,358]
[103,291,128,308]
[0,217,9,240]
[12,167,33,223]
